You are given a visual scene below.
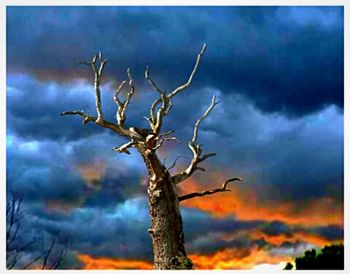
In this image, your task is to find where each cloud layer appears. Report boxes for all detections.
[6,6,343,270]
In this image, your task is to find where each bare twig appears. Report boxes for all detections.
[145,65,164,94]
[51,246,68,269]
[123,68,136,119]
[42,238,56,269]
[166,155,191,172]
[114,80,126,106]
[192,95,219,144]
[78,52,107,124]
[153,136,180,151]
[147,44,206,133]
[159,130,174,138]
[168,43,207,99]
[113,69,135,126]
[179,178,243,201]
[172,95,218,184]
[112,141,136,155]
[22,253,43,270]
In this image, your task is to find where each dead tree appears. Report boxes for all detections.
[6,193,68,269]
[61,44,242,269]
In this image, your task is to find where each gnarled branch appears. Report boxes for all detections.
[60,111,130,137]
[63,52,135,139]
[172,95,218,184]
[178,178,243,202]
[113,68,136,127]
[147,43,207,134]
[77,52,107,124]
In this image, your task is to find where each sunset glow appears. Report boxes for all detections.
[6,5,343,270]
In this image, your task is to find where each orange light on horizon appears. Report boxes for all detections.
[189,246,291,270]
[178,172,343,227]
[76,254,153,270]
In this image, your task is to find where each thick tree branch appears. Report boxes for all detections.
[60,111,130,136]
[172,95,218,184]
[178,178,243,202]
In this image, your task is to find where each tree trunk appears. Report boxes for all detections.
[138,147,193,269]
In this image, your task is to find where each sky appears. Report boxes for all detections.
[6,6,344,270]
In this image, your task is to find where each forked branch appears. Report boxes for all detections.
[77,52,107,124]
[113,69,136,126]
[178,178,243,202]
[147,43,207,134]
[63,52,132,138]
[172,95,219,184]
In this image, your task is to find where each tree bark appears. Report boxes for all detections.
[62,46,240,270]
[138,147,193,270]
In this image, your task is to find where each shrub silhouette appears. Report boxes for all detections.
[284,243,343,270]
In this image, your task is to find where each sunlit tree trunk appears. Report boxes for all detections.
[139,148,192,269]
[62,45,242,269]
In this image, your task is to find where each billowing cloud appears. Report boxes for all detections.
[178,172,343,226]
[6,6,343,270]
[7,6,343,116]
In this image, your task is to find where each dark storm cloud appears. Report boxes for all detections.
[6,6,343,269]
[6,74,152,142]
[260,221,343,243]
[6,72,167,149]
[7,131,145,209]
[182,208,263,244]
[160,90,343,203]
[313,225,343,241]
[8,196,152,262]
[7,6,343,116]
[31,196,153,260]
[9,73,342,204]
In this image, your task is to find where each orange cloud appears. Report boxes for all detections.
[178,172,343,227]
[76,254,152,270]
[45,197,85,213]
[76,159,106,188]
[77,250,288,270]
[224,228,340,249]
[189,246,290,269]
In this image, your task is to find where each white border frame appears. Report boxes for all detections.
[1,1,348,274]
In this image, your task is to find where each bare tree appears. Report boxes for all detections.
[61,44,242,269]
[6,193,68,269]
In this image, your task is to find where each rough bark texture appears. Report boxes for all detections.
[138,146,193,269]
